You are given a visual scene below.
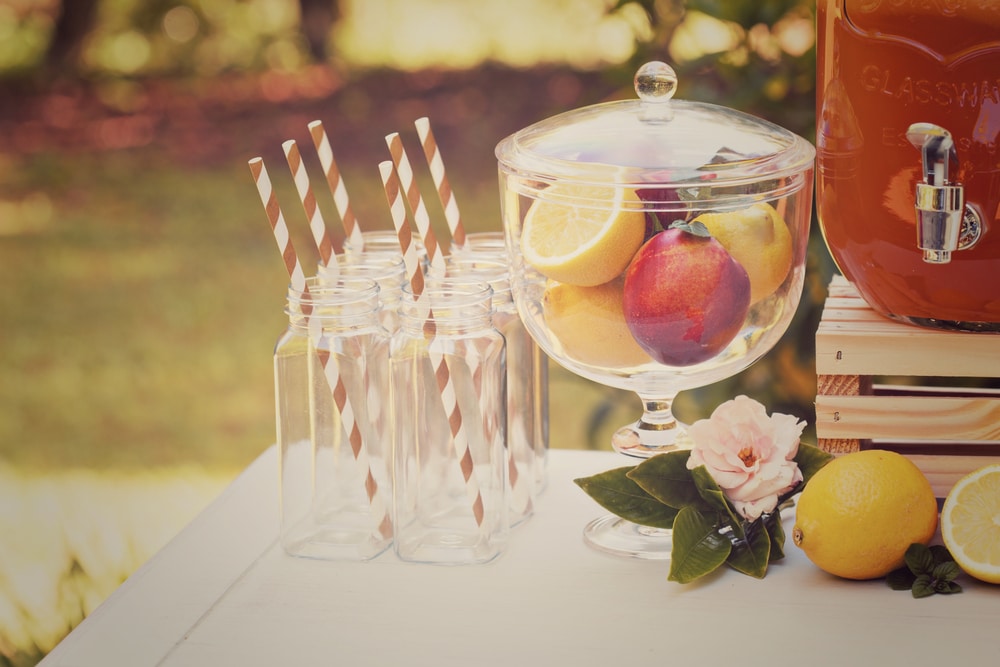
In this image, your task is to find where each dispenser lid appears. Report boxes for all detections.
[496,61,815,208]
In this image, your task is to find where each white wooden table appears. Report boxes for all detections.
[40,447,1000,666]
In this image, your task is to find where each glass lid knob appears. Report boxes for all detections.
[634,61,678,103]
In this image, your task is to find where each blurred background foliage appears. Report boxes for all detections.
[0,0,829,664]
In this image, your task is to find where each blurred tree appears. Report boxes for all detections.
[44,0,100,72]
[299,0,342,62]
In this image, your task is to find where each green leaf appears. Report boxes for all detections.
[765,512,786,562]
[574,468,679,529]
[912,574,936,599]
[929,544,955,566]
[668,507,732,584]
[627,451,704,510]
[726,522,771,579]
[904,543,935,575]
[792,442,834,487]
[669,219,711,237]
[932,561,961,582]
[887,567,917,591]
[689,465,744,537]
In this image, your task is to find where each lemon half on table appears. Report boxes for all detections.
[941,463,1000,584]
[521,184,646,287]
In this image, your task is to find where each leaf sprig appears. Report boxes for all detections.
[574,442,833,583]
[887,544,963,598]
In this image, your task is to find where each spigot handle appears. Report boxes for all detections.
[906,122,957,186]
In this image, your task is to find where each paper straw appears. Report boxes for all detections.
[248,157,307,294]
[379,160,485,527]
[414,117,466,249]
[282,139,339,273]
[308,120,366,252]
[249,156,390,538]
[385,132,448,275]
[317,347,392,538]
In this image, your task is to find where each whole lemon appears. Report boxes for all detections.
[694,202,793,304]
[543,278,651,369]
[792,450,938,580]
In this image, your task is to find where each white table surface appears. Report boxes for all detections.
[41,447,1000,666]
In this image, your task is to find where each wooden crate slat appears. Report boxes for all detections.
[906,454,1000,499]
[815,394,1000,440]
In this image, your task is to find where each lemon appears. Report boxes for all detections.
[694,202,793,304]
[543,278,651,369]
[792,450,938,580]
[521,184,646,287]
[941,463,1000,584]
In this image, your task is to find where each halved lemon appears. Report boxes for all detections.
[941,463,1000,584]
[521,184,646,287]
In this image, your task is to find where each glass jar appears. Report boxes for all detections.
[444,257,541,525]
[317,253,407,333]
[817,0,1000,330]
[390,278,509,564]
[275,276,392,560]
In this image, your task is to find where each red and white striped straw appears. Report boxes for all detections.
[248,157,307,294]
[317,347,392,539]
[282,139,339,273]
[385,132,448,275]
[414,117,466,249]
[249,156,390,537]
[308,120,366,252]
[378,160,485,527]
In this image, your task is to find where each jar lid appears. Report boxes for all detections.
[496,61,815,210]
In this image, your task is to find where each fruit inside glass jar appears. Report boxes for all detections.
[518,184,807,384]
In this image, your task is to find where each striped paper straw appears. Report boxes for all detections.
[248,157,307,294]
[385,132,448,275]
[414,117,466,249]
[282,139,338,273]
[308,120,366,252]
[379,160,485,527]
[249,156,390,538]
[317,347,392,539]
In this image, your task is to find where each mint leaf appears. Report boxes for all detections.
[574,467,679,529]
[912,575,936,599]
[887,567,917,591]
[905,543,935,575]
[887,543,963,597]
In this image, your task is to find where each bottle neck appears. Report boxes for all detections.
[286,277,381,333]
[398,279,494,335]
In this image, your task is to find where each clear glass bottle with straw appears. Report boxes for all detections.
[343,230,427,267]
[275,276,393,561]
[317,252,407,334]
[447,235,550,495]
[443,257,538,525]
[390,277,509,564]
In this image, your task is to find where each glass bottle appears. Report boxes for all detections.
[317,253,407,333]
[275,276,392,560]
[443,257,539,525]
[391,278,510,564]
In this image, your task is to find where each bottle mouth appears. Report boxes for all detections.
[399,278,494,326]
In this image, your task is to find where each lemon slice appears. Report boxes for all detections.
[521,184,646,287]
[941,463,1000,584]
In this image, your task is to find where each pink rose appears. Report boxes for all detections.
[686,395,806,521]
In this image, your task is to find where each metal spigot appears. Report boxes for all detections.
[906,122,982,264]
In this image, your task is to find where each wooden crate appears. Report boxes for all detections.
[815,275,1000,498]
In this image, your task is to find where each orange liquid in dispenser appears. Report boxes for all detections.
[817,0,1000,329]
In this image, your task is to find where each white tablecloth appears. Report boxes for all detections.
[40,447,1000,666]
